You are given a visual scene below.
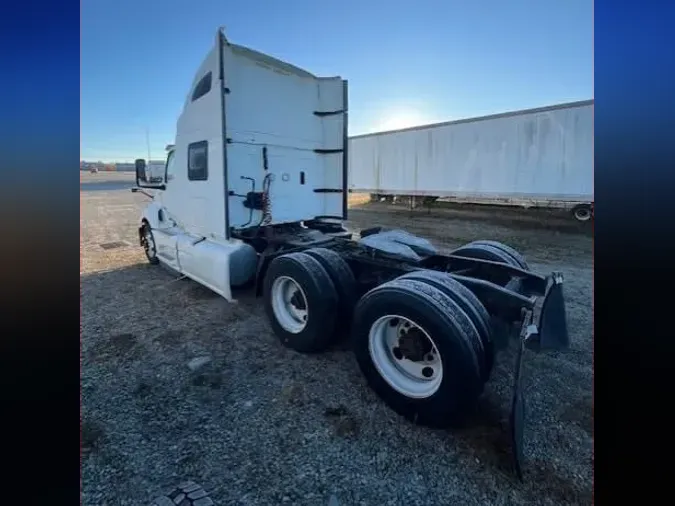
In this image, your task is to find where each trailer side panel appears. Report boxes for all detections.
[348,101,594,204]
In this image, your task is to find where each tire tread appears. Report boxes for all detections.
[399,270,494,381]
[353,277,483,426]
[263,252,338,353]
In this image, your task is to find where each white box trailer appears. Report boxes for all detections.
[348,100,594,220]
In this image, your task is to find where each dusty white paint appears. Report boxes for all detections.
[348,101,594,205]
[138,29,346,301]
[224,44,345,227]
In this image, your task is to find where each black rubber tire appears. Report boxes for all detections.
[468,240,529,270]
[263,252,339,353]
[398,270,494,382]
[451,241,523,269]
[572,203,593,222]
[141,222,159,265]
[352,277,483,427]
[305,247,358,340]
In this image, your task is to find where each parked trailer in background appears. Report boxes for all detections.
[348,100,594,221]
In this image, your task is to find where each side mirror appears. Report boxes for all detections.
[135,159,147,183]
[134,158,166,191]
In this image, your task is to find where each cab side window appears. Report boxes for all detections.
[188,141,208,181]
[165,151,176,181]
[191,72,212,102]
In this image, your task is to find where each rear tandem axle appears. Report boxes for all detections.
[247,224,569,480]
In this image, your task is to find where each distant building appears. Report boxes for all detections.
[80,161,103,171]
[115,163,135,172]
[80,158,166,173]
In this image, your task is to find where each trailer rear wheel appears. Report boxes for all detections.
[305,247,358,339]
[398,270,494,382]
[352,278,483,427]
[572,203,593,222]
[263,252,339,353]
[451,241,528,270]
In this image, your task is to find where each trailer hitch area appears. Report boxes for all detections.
[509,271,569,481]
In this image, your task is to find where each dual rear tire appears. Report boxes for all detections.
[263,240,525,427]
[263,247,494,426]
[451,240,529,270]
[262,249,356,353]
[352,277,487,426]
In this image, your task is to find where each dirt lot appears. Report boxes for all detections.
[81,173,593,506]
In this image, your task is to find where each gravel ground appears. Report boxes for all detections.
[81,174,593,506]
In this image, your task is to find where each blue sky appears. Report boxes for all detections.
[81,0,593,162]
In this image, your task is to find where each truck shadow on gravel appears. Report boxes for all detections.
[82,263,592,505]
[453,393,514,472]
[82,264,178,363]
[88,332,141,363]
[452,393,592,505]
[559,394,594,437]
[81,418,105,456]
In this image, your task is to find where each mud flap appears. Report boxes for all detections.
[510,320,532,481]
[538,272,569,351]
[508,273,569,480]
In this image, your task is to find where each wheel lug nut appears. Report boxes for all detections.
[422,367,434,378]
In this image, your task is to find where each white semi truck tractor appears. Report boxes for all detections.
[132,28,570,480]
